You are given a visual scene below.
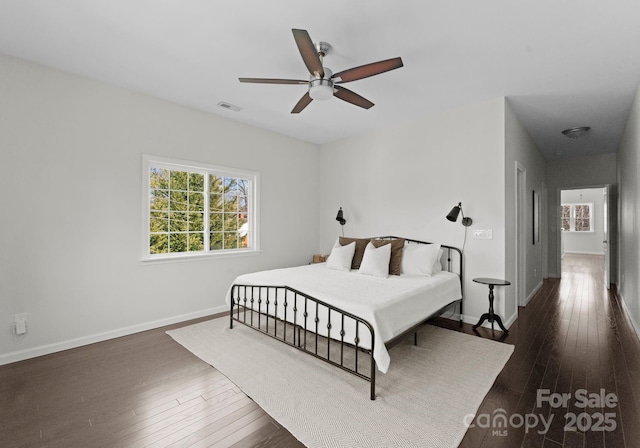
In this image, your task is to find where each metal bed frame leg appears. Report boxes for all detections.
[370,355,376,400]
[229,288,235,329]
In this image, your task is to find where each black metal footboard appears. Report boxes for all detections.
[229,284,378,400]
[228,236,464,401]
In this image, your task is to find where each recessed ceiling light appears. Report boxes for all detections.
[562,126,590,139]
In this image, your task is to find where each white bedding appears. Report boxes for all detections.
[226,263,462,373]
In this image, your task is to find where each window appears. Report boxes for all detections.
[561,203,593,232]
[142,155,259,260]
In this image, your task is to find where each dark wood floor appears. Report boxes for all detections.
[456,254,640,448]
[1,254,639,447]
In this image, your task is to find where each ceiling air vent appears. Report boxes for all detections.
[217,101,242,112]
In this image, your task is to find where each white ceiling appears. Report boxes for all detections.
[2,0,640,159]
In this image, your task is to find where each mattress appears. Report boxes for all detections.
[226,263,462,373]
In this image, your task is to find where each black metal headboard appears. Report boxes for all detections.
[374,235,464,294]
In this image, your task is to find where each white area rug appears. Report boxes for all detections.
[167,318,513,448]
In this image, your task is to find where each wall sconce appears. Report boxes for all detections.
[336,207,346,225]
[336,207,346,236]
[446,202,472,227]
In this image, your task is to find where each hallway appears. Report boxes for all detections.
[457,254,640,447]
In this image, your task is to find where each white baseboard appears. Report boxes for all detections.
[0,306,227,366]
[504,311,518,329]
[563,250,605,255]
[524,280,543,306]
[618,292,640,342]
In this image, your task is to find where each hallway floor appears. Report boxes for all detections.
[456,253,640,447]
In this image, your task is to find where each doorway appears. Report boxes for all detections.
[558,186,611,288]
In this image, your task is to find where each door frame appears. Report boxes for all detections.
[556,184,611,286]
[515,162,527,307]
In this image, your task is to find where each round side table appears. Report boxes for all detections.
[472,277,510,334]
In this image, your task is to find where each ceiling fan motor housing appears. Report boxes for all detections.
[309,67,334,100]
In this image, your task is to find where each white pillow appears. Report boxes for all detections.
[326,241,356,271]
[358,242,392,277]
[401,243,441,276]
[433,248,444,273]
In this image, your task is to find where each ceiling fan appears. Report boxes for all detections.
[239,29,404,114]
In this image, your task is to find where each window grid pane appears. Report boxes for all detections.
[574,204,590,231]
[561,205,571,231]
[150,168,202,254]
[150,234,168,254]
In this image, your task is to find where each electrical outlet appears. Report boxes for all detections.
[14,313,27,335]
[472,229,493,240]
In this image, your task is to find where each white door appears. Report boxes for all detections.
[603,185,610,288]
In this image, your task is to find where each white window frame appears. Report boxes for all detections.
[141,154,260,262]
[560,202,594,233]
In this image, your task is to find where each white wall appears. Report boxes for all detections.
[9,46,625,362]
[546,153,617,277]
[560,188,605,255]
[318,98,507,327]
[617,84,640,336]
[504,101,547,319]
[0,54,320,363]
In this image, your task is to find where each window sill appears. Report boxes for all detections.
[141,249,262,264]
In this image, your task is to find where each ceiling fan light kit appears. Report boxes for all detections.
[309,67,334,100]
[309,82,334,100]
[239,29,403,113]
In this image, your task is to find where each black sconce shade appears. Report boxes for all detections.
[446,203,461,222]
[446,202,472,227]
[336,207,346,225]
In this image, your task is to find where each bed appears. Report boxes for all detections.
[227,236,463,400]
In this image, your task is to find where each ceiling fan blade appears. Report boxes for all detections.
[291,92,313,114]
[239,77,308,85]
[331,57,404,84]
[333,85,374,109]
[292,29,324,79]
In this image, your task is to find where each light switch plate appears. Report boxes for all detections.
[472,229,493,240]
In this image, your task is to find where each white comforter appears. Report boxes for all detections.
[226,263,462,373]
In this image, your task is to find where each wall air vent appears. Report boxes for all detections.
[217,101,242,112]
